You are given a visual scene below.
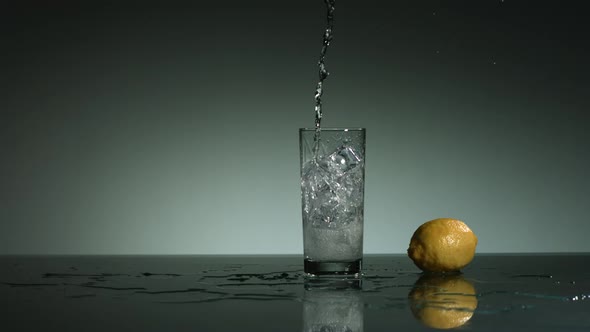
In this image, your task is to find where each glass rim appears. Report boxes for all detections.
[299,127,365,132]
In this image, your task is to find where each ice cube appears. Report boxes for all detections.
[301,161,330,214]
[301,146,364,229]
[302,161,329,193]
[304,178,361,229]
[320,145,362,177]
[302,161,342,228]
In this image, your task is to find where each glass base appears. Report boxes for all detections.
[304,258,362,278]
[304,277,362,290]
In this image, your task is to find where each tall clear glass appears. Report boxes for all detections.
[299,128,366,277]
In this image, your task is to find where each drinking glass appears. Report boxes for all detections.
[299,128,366,277]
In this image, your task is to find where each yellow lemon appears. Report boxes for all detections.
[408,218,478,273]
[409,274,478,329]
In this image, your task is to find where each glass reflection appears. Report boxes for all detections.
[408,274,478,329]
[303,279,364,332]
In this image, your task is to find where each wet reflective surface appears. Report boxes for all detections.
[1,254,589,331]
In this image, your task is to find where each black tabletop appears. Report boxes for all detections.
[1,254,589,331]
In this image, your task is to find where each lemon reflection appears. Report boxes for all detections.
[408,274,478,329]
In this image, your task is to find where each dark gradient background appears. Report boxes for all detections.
[2,1,589,254]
